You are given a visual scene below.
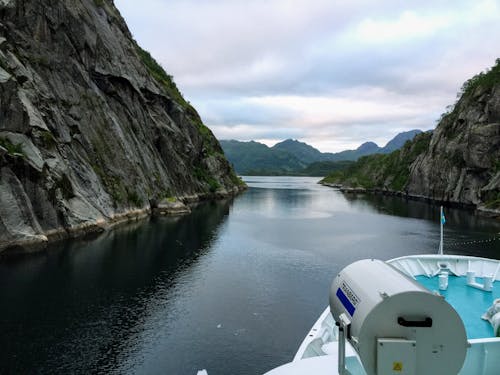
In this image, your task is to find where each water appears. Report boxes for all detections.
[1,176,499,374]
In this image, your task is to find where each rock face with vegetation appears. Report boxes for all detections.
[407,62,500,211]
[321,59,500,215]
[321,132,432,191]
[0,0,244,253]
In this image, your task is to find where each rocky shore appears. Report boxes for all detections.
[320,182,499,218]
[0,190,243,255]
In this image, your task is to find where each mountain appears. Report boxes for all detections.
[321,59,500,215]
[380,129,423,153]
[0,0,243,253]
[321,131,422,161]
[272,139,326,164]
[357,141,380,154]
[320,132,432,191]
[297,160,355,176]
[220,140,306,174]
[220,130,422,175]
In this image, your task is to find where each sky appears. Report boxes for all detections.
[115,0,500,152]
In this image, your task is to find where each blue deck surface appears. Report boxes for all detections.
[416,275,499,339]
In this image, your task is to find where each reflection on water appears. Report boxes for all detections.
[343,192,500,259]
[0,177,499,375]
[0,200,232,374]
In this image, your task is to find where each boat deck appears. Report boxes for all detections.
[265,255,500,375]
[416,274,499,339]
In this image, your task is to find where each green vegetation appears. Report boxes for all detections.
[321,132,432,191]
[93,0,104,7]
[194,166,221,193]
[272,139,329,164]
[220,131,421,176]
[135,45,188,108]
[207,178,221,193]
[220,140,306,174]
[161,188,173,199]
[185,105,222,157]
[437,59,500,126]
[229,172,245,186]
[89,128,126,206]
[459,58,500,97]
[244,161,354,177]
[127,190,143,207]
[184,109,236,192]
[134,45,243,191]
[90,157,143,207]
[0,137,24,156]
[298,160,355,176]
[494,160,500,173]
[484,190,500,209]
[39,130,57,150]
[92,165,125,205]
[321,156,381,188]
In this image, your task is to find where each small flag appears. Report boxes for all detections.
[441,211,446,225]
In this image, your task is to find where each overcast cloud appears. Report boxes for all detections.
[115,0,500,152]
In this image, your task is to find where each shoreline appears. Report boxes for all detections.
[320,182,500,218]
[0,186,245,258]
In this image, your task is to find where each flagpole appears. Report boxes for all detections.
[439,205,444,255]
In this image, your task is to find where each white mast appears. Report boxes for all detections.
[439,205,444,255]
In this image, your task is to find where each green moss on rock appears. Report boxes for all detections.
[460,58,500,97]
[136,45,188,108]
[0,137,24,156]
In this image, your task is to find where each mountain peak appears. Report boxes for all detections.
[356,141,380,153]
[382,130,422,153]
[272,139,323,164]
[275,138,303,146]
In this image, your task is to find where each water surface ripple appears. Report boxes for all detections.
[1,177,499,374]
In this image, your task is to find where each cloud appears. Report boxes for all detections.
[204,88,440,150]
[115,0,500,152]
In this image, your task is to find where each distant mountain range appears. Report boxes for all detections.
[219,130,422,175]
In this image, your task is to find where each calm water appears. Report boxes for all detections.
[1,176,499,374]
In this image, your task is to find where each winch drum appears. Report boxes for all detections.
[329,259,467,375]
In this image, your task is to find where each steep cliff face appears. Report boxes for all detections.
[0,0,243,252]
[321,60,500,215]
[407,79,500,210]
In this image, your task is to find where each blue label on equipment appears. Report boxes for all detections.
[336,287,356,316]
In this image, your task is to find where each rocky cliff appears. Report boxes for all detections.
[407,64,500,213]
[0,0,244,253]
[321,59,500,216]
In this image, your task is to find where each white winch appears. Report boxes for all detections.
[329,259,468,375]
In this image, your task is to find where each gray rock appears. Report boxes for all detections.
[407,81,500,208]
[323,67,500,217]
[0,0,244,253]
[155,198,191,216]
[0,66,10,83]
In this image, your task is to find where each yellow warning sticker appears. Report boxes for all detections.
[392,362,403,371]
